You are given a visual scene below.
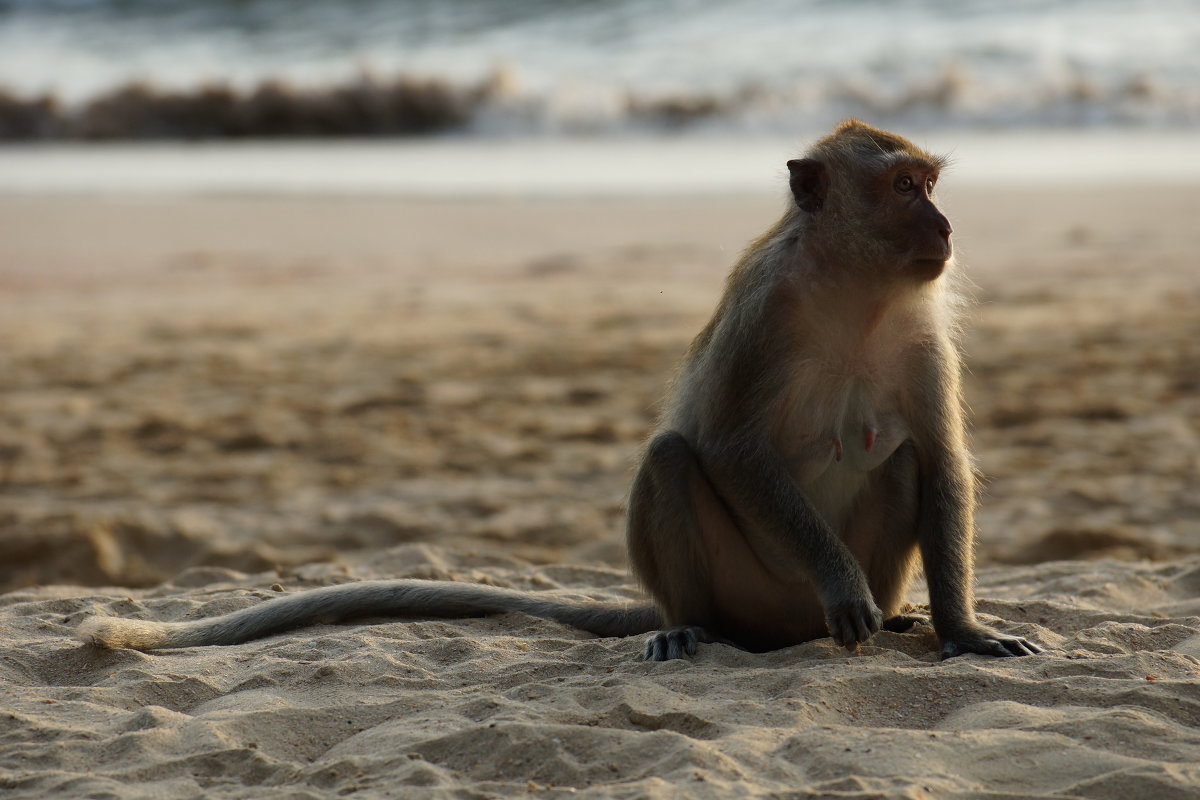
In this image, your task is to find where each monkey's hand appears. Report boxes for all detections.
[822,587,883,650]
[939,624,1042,659]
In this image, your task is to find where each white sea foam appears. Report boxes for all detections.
[0,0,1197,137]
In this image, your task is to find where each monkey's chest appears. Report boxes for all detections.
[779,380,909,524]
[782,398,902,534]
[831,411,908,473]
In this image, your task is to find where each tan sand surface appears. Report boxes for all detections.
[1,186,1198,798]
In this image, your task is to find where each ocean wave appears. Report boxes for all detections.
[0,73,489,140]
[1,65,1197,141]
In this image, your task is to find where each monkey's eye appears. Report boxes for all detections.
[926,177,936,193]
[894,175,914,193]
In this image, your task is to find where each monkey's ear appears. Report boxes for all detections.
[787,158,828,213]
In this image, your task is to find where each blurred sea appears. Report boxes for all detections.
[1,0,1198,139]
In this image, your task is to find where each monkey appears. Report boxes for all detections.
[626,121,1039,662]
[77,120,1041,663]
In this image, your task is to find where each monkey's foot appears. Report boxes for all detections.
[940,626,1042,659]
[642,626,714,661]
[881,614,929,633]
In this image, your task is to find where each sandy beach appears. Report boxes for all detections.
[2,180,1199,798]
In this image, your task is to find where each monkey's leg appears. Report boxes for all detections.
[629,431,821,659]
[627,431,741,661]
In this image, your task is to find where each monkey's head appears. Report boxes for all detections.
[787,120,953,281]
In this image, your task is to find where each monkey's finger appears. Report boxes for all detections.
[850,611,874,644]
[830,614,866,647]
[826,615,851,648]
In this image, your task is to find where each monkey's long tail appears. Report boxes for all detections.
[76,580,663,651]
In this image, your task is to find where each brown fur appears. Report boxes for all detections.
[628,119,1040,660]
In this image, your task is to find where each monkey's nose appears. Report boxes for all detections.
[937,217,953,242]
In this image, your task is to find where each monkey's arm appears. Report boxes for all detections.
[77,580,661,651]
[912,339,1041,658]
[699,434,882,648]
[683,299,884,647]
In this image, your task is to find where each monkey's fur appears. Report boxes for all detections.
[78,121,1040,661]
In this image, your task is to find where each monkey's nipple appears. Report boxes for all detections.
[832,436,844,462]
[864,426,878,453]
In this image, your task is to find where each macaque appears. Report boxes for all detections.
[78,120,1040,662]
[626,120,1038,661]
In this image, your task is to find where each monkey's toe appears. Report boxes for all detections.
[941,630,1043,659]
[642,626,707,661]
[882,614,928,633]
[994,636,1042,657]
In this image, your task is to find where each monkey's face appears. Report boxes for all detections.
[876,161,953,280]
[788,148,953,280]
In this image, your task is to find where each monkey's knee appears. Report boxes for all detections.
[628,431,702,534]
[644,430,698,474]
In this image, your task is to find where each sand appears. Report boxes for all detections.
[1,183,1198,798]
